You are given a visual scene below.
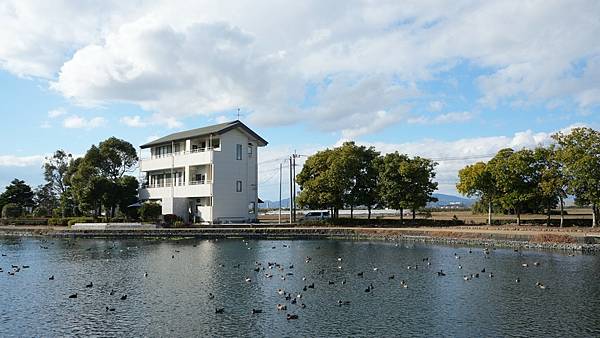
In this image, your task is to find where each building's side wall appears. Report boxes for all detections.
[212,128,258,222]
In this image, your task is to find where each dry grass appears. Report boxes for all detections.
[531,233,578,244]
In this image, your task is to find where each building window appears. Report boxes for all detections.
[248,143,253,157]
[236,144,243,160]
[236,180,243,192]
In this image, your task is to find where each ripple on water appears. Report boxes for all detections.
[0,238,599,337]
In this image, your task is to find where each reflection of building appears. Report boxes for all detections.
[138,120,267,224]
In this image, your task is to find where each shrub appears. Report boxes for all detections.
[163,214,178,226]
[33,207,49,217]
[140,202,162,222]
[2,203,22,218]
[48,218,68,226]
[67,217,95,226]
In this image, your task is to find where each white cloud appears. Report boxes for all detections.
[432,111,475,124]
[428,101,444,112]
[120,115,147,127]
[47,108,66,118]
[0,155,45,167]
[0,1,598,136]
[408,111,475,125]
[63,115,106,129]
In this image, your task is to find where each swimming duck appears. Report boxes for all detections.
[277,304,287,311]
[105,306,115,312]
[49,275,54,280]
[287,314,299,320]
[120,294,127,300]
[68,293,77,299]
[86,282,93,288]
[215,308,224,314]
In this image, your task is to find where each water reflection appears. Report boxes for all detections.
[0,237,598,337]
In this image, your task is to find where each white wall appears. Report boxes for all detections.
[212,128,258,222]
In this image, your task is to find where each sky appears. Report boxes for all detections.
[0,0,599,201]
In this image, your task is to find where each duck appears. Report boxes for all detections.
[86,282,93,288]
[463,275,470,281]
[533,262,540,266]
[357,272,364,277]
[287,314,299,320]
[337,300,351,306]
[303,285,307,291]
[144,272,148,278]
[105,306,116,312]
[515,278,520,283]
[489,273,494,278]
[342,279,347,285]
[245,277,252,283]
[49,275,55,280]
[300,303,306,309]
[215,308,224,314]
[337,257,342,261]
[388,275,395,280]
[277,304,287,311]
[291,298,297,304]
[373,267,379,271]
[307,283,314,289]
[437,270,446,276]
[458,265,462,269]
[208,293,215,300]
[328,281,335,285]
[120,294,127,300]
[22,265,30,269]
[522,263,529,267]
[68,293,78,299]
[277,289,285,295]
[109,290,115,296]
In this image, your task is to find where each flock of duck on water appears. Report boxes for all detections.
[1,239,552,319]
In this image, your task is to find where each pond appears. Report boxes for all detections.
[1,237,599,337]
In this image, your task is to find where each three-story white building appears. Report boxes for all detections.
[138,120,267,224]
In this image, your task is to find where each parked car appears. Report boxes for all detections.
[302,211,331,221]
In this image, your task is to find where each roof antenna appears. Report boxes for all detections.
[237,108,241,121]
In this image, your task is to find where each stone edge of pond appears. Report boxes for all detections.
[0,227,599,252]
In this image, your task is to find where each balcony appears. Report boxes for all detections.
[140,148,215,172]
[139,180,212,199]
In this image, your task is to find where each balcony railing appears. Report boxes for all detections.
[142,180,212,189]
[144,147,221,160]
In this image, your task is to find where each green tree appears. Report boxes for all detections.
[457,161,497,225]
[378,152,411,223]
[0,179,34,212]
[2,203,22,218]
[487,148,540,226]
[534,146,567,227]
[337,142,381,219]
[140,202,162,222]
[404,157,438,220]
[97,137,138,180]
[33,183,57,216]
[43,150,72,196]
[553,127,600,227]
[296,148,344,217]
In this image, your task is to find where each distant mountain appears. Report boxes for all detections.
[428,193,475,207]
[259,194,474,209]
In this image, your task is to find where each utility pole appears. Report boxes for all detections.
[278,162,282,224]
[292,152,297,222]
[289,156,293,224]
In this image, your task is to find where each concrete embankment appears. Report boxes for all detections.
[2,225,600,252]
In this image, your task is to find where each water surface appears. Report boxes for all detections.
[1,237,599,337]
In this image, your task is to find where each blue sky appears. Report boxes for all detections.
[0,1,599,200]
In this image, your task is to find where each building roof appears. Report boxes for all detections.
[140,120,268,148]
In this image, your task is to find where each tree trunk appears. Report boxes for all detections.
[400,208,404,224]
[546,204,552,227]
[593,204,597,228]
[350,205,354,219]
[559,197,564,228]
[368,206,372,220]
[412,209,416,220]
[516,206,521,226]
[488,201,492,225]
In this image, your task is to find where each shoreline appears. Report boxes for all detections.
[1,225,599,253]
